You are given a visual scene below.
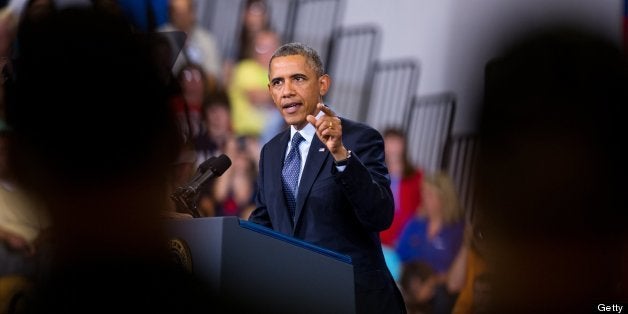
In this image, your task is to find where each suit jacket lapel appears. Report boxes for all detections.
[293,135,329,232]
[271,131,292,229]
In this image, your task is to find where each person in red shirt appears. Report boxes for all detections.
[380,128,422,248]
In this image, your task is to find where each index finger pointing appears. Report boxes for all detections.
[318,103,336,117]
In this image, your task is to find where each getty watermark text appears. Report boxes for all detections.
[597,304,624,313]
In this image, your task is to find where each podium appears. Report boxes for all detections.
[168,216,355,314]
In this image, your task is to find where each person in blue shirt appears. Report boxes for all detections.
[396,171,464,313]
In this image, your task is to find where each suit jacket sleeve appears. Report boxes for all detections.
[332,126,394,232]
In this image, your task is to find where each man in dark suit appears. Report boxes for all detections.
[249,42,406,313]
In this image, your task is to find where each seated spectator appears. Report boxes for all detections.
[228,29,285,143]
[192,87,261,218]
[399,261,437,314]
[381,127,422,248]
[448,216,491,314]
[195,89,233,161]
[236,0,270,61]
[211,135,258,217]
[397,171,464,267]
[381,244,402,282]
[171,62,211,141]
[158,0,222,82]
[380,127,422,283]
[223,0,271,83]
[396,171,464,314]
[0,119,48,277]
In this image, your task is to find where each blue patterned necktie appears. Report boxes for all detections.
[282,132,305,220]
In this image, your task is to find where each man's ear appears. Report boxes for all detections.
[319,74,331,96]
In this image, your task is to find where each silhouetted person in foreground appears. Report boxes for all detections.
[5,5,222,313]
[474,26,628,313]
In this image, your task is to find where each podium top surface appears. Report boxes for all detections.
[239,219,352,264]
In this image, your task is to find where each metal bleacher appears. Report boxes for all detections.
[364,59,420,132]
[197,0,343,66]
[325,25,380,120]
[443,133,480,216]
[285,0,344,64]
[196,0,245,62]
[403,92,455,175]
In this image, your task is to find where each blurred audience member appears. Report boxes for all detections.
[474,26,628,312]
[447,216,491,314]
[228,29,285,143]
[172,62,211,141]
[189,136,258,218]
[195,89,233,161]
[399,261,436,314]
[0,119,47,276]
[0,7,16,120]
[223,0,271,83]
[381,244,402,282]
[194,89,233,217]
[211,136,258,217]
[396,171,464,314]
[0,122,48,313]
[0,8,47,309]
[6,5,221,312]
[381,127,422,247]
[380,127,422,283]
[237,0,270,62]
[192,86,261,218]
[158,0,222,83]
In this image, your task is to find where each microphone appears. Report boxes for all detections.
[186,154,231,192]
[186,156,217,185]
[171,154,232,218]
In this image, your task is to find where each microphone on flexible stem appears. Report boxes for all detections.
[186,156,217,185]
[184,154,231,195]
[171,154,232,218]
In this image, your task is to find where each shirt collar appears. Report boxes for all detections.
[289,110,324,145]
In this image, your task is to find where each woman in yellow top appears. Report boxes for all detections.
[228,29,285,143]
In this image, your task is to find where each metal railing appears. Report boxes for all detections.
[325,25,380,120]
[404,92,455,175]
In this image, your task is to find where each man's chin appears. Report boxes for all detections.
[283,116,304,127]
[287,120,307,130]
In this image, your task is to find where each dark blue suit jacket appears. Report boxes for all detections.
[250,117,406,313]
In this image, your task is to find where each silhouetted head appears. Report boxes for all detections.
[8,6,180,197]
[475,26,628,311]
[478,26,628,238]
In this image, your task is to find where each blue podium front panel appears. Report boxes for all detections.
[168,216,355,314]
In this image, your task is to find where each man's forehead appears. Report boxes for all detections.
[269,55,314,74]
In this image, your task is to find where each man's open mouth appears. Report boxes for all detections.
[282,102,302,113]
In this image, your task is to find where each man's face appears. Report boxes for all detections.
[268,55,330,129]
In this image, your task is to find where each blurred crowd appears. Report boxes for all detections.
[0,0,626,313]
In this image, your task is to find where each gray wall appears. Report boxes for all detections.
[342,0,622,134]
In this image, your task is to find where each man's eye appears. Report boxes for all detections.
[271,80,282,86]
